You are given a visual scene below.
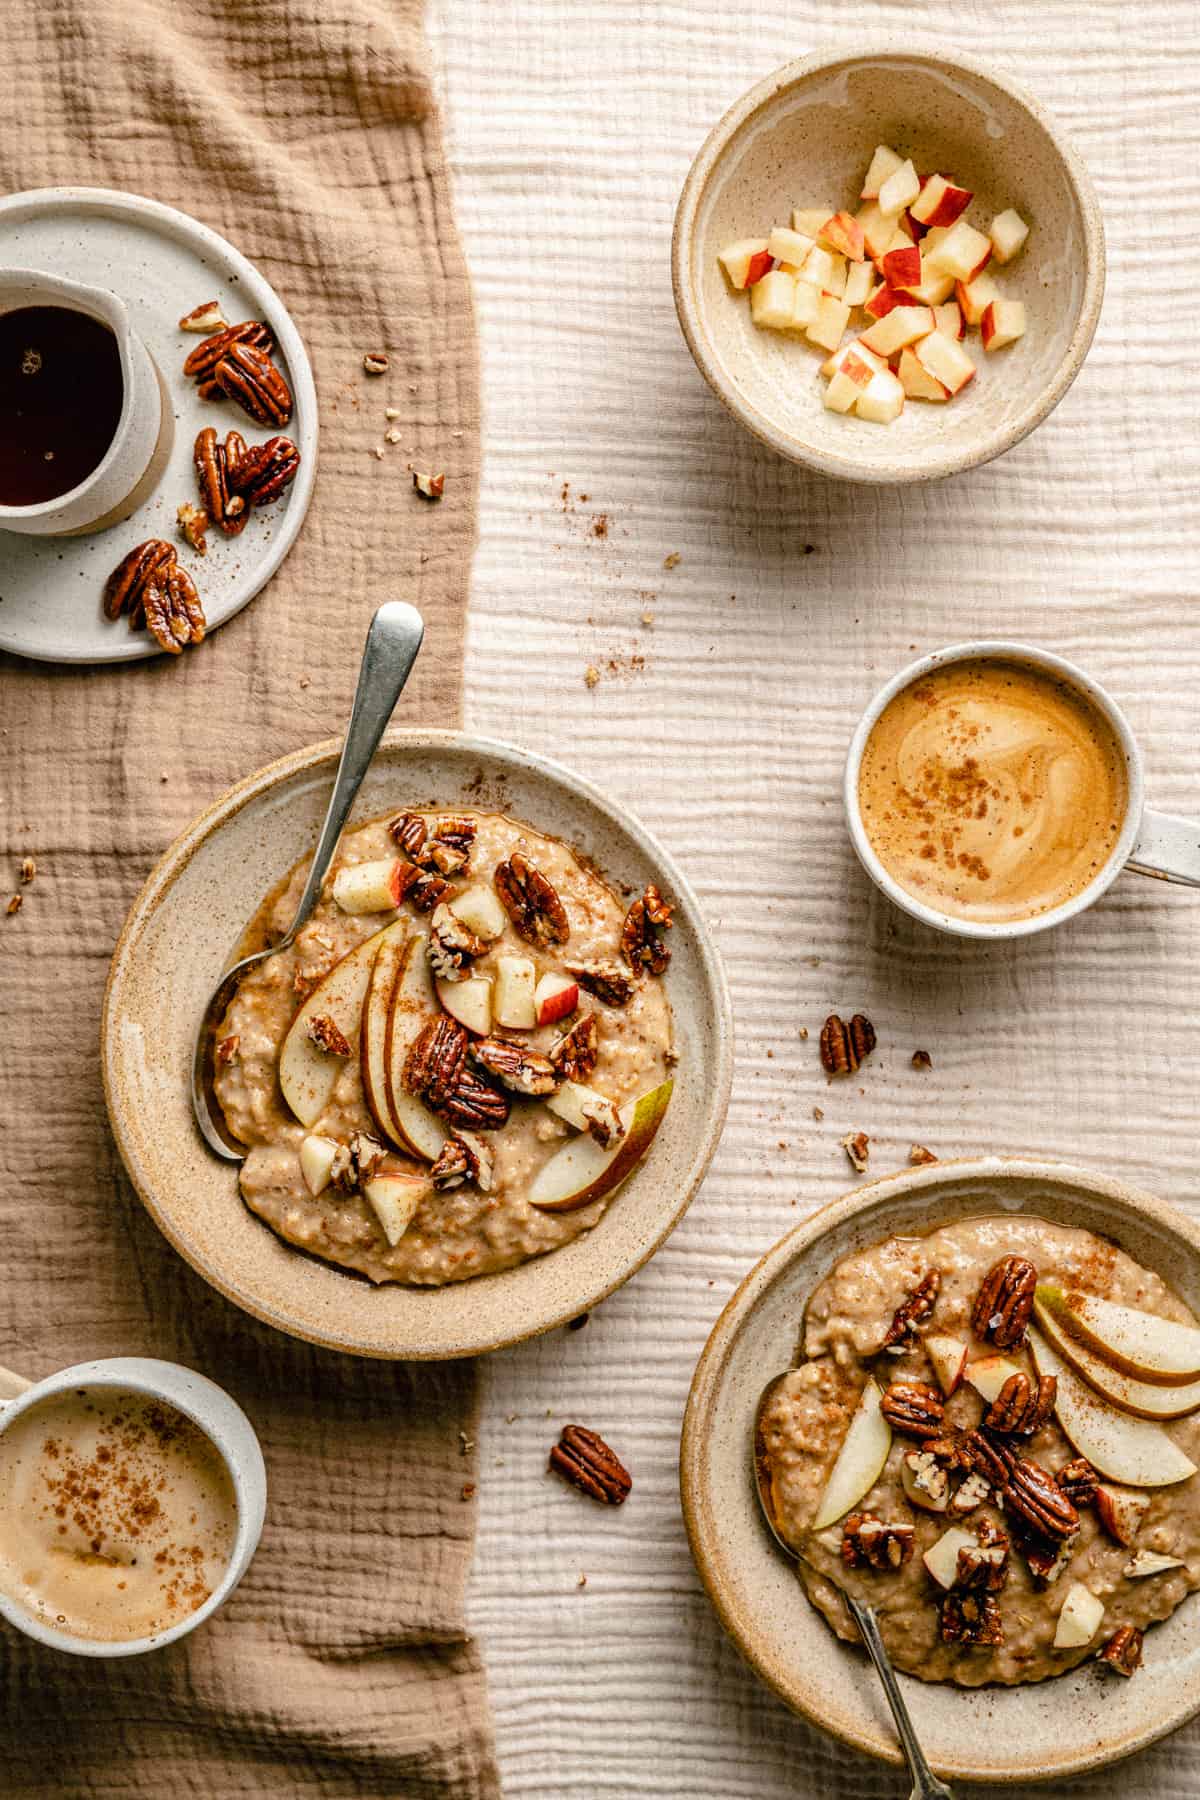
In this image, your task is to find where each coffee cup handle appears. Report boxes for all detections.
[1127,810,1200,890]
[0,1365,31,1403]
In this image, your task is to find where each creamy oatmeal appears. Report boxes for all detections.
[212,809,674,1285]
[758,1216,1200,1686]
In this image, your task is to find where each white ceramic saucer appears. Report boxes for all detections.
[0,188,317,663]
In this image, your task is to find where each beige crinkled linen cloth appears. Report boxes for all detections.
[0,1,498,1794]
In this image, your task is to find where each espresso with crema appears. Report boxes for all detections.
[858,659,1129,924]
[0,1387,237,1643]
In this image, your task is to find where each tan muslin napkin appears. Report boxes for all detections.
[0,1,498,1792]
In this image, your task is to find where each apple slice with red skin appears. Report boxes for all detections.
[436,974,493,1037]
[381,933,448,1163]
[910,174,973,229]
[360,922,414,1149]
[279,923,396,1128]
[881,244,921,289]
[534,972,579,1027]
[820,211,866,262]
[363,1172,432,1247]
[811,1377,891,1531]
[925,1334,968,1396]
[331,858,408,916]
[1053,1582,1104,1649]
[1094,1482,1150,1546]
[529,1078,672,1214]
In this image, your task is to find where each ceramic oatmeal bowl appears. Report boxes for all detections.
[101,731,733,1360]
[681,1157,1200,1783]
[672,44,1105,483]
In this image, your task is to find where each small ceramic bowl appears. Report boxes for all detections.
[672,45,1105,483]
[681,1158,1200,1783]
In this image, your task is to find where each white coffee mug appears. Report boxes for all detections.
[0,1357,266,1657]
[844,639,1200,940]
[0,268,173,537]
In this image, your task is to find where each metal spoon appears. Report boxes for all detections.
[191,600,425,1160]
[754,1373,954,1800]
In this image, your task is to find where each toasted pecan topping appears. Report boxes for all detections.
[428,903,486,982]
[549,1013,599,1082]
[819,1012,876,1076]
[940,1590,1004,1646]
[949,1470,992,1517]
[972,1255,1037,1350]
[880,1380,945,1440]
[1003,1452,1079,1544]
[404,1017,509,1129]
[564,959,635,1006]
[469,1037,558,1096]
[103,540,206,654]
[215,1034,240,1065]
[430,1130,494,1192]
[390,812,428,859]
[1056,1457,1098,1507]
[841,1512,915,1571]
[229,434,301,507]
[620,884,673,975]
[183,320,273,383]
[985,1372,1057,1437]
[494,854,570,945]
[1098,1625,1143,1677]
[841,1130,870,1173]
[955,1534,1010,1593]
[307,1014,352,1057]
[882,1269,941,1349]
[408,871,453,913]
[549,1425,631,1505]
[213,339,293,427]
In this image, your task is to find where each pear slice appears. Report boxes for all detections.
[1035,1281,1200,1387]
[1034,1293,1200,1420]
[965,1353,1022,1404]
[811,1378,891,1531]
[359,923,413,1150]
[381,934,447,1163]
[1028,1328,1198,1488]
[278,924,394,1128]
[1125,1549,1185,1578]
[362,1173,431,1247]
[528,1079,672,1213]
[1053,1581,1104,1649]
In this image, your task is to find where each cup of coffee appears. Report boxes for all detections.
[844,640,1200,939]
[0,1357,265,1657]
[0,267,173,537]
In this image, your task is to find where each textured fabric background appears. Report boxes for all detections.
[428,1,1200,1794]
[0,1,497,1793]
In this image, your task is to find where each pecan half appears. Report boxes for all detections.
[433,817,477,854]
[819,1012,876,1076]
[1003,1453,1079,1544]
[880,1380,944,1440]
[882,1268,941,1349]
[564,959,635,1006]
[307,1014,352,1056]
[214,339,293,427]
[1056,1457,1098,1507]
[193,427,248,537]
[841,1512,915,1572]
[962,1429,1016,1487]
[470,1037,558,1096]
[985,1372,1057,1437]
[620,885,673,975]
[404,1015,469,1106]
[104,541,206,653]
[441,1068,511,1129]
[391,814,470,876]
[549,1425,631,1505]
[549,1013,599,1082]
[494,854,570,945]
[940,1591,1004,1647]
[390,812,428,859]
[971,1255,1037,1350]
[102,539,174,621]
[430,1129,494,1192]
[229,434,301,507]
[183,320,273,383]
[428,903,486,982]
[1098,1625,1143,1677]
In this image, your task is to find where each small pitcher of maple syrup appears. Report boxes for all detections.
[0,268,173,537]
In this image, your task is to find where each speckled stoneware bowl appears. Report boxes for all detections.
[672,46,1105,483]
[681,1158,1200,1783]
[102,732,733,1360]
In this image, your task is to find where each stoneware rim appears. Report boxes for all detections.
[101,730,734,1360]
[671,42,1106,484]
[680,1156,1200,1782]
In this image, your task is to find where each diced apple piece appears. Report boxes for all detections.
[898,348,946,401]
[910,174,973,229]
[819,338,885,380]
[855,203,896,262]
[279,924,394,1127]
[881,243,921,289]
[812,1378,892,1530]
[933,300,964,340]
[790,281,820,329]
[360,922,415,1148]
[897,269,956,306]
[981,299,1026,351]
[493,954,537,1029]
[878,158,920,218]
[926,1334,969,1396]
[766,226,814,266]
[966,1354,1022,1403]
[1126,1550,1185,1577]
[855,368,905,425]
[799,244,846,295]
[843,261,874,308]
[1054,1581,1104,1649]
[924,219,992,281]
[382,934,448,1162]
[864,285,902,321]
[792,207,835,238]
[824,349,876,414]
[750,270,798,331]
[529,1079,672,1213]
[915,330,975,395]
[1094,1482,1151,1547]
[859,306,934,356]
[331,858,406,915]
[436,974,492,1037]
[990,208,1029,263]
[534,972,579,1026]
[299,1134,339,1197]
[820,211,866,261]
[1032,1292,1200,1419]
[546,1079,624,1146]
[860,143,904,200]
[363,1173,430,1247]
[923,1526,977,1590]
[805,294,851,353]
[1028,1329,1199,1487]
[955,272,999,327]
[719,238,772,289]
[1035,1283,1200,1386]
[448,884,507,942]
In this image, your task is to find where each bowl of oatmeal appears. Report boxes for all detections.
[682,1158,1200,1783]
[102,731,732,1358]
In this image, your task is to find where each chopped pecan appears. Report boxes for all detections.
[819,1012,876,1076]
[215,1034,240,1065]
[433,817,477,854]
[901,1449,950,1512]
[348,1131,387,1185]
[177,501,209,555]
[549,1013,599,1082]
[1002,1453,1079,1544]
[440,1067,510,1129]
[363,351,390,375]
[390,812,428,859]
[408,872,453,912]
[193,426,247,537]
[214,339,293,427]
[178,299,227,334]
[307,1014,352,1056]
[329,1141,355,1191]
[494,854,570,945]
[549,1425,631,1505]
[985,1372,1057,1437]
[972,1255,1037,1350]
[565,959,635,1006]
[949,1470,992,1517]
[1056,1457,1098,1507]
[841,1130,870,1173]
[940,1591,1004,1647]
[956,1534,1010,1593]
[1098,1625,1143,1677]
[229,434,301,507]
[929,1430,978,1474]
[428,903,486,982]
[841,1512,915,1572]
[880,1380,945,1440]
[430,1129,494,1192]
[183,320,273,383]
[413,469,445,500]
[882,1268,941,1349]
[909,1145,938,1166]
[620,884,673,975]
[470,1037,558,1096]
[19,858,35,885]
[5,895,20,917]
[1023,1530,1077,1587]
[911,1049,933,1070]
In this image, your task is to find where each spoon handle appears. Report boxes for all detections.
[847,1598,954,1800]
[285,602,425,936]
